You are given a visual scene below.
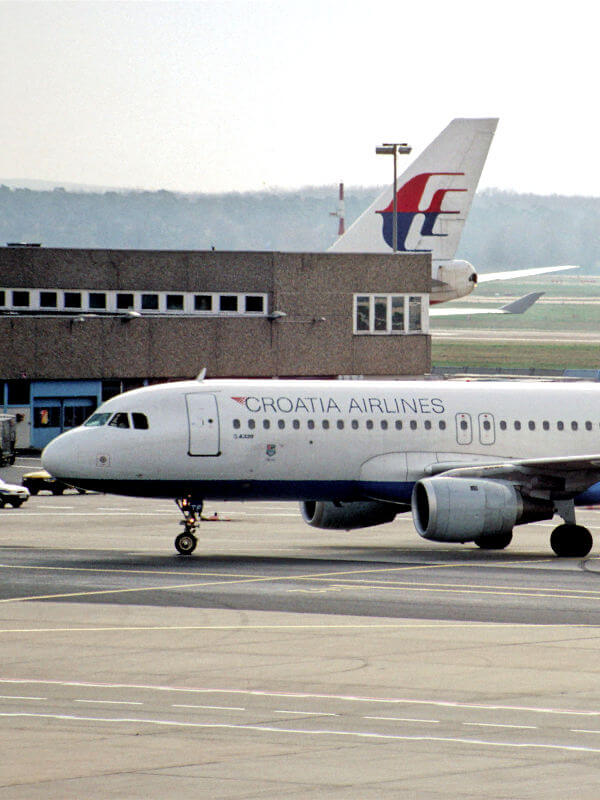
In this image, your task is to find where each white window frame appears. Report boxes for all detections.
[353,293,429,335]
[0,288,269,317]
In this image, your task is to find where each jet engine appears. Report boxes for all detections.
[411,477,553,543]
[300,500,399,531]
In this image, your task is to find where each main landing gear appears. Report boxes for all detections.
[174,497,203,555]
[550,501,593,558]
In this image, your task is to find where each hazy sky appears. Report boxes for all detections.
[2,0,599,195]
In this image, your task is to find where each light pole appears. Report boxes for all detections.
[375,142,412,252]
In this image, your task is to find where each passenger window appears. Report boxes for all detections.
[514,421,521,431]
[410,420,417,430]
[499,420,507,431]
[307,420,315,430]
[132,413,149,430]
[528,421,535,431]
[233,419,241,429]
[395,420,402,430]
[381,420,388,430]
[557,421,564,431]
[586,421,592,431]
[293,420,300,430]
[322,420,330,430]
[351,420,359,430]
[109,412,130,429]
[263,419,270,429]
[572,421,578,431]
[439,420,446,430]
[337,420,344,430]
[424,420,431,430]
[366,420,374,430]
[460,420,468,431]
[278,419,285,429]
[543,421,550,431]
[248,419,255,430]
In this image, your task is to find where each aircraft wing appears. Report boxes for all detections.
[430,291,544,317]
[476,265,579,283]
[438,454,600,498]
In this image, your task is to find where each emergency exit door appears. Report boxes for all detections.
[186,393,220,456]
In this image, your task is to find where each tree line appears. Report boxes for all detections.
[1,184,599,273]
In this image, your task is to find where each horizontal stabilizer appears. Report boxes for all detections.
[430,291,544,317]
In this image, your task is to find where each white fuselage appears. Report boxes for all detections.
[42,378,600,506]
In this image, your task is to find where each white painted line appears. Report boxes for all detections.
[0,695,46,701]
[274,710,338,717]
[364,716,440,724]
[1,712,600,755]
[74,699,143,706]
[463,722,538,730]
[172,704,245,711]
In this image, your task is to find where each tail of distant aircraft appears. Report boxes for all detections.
[329,118,498,259]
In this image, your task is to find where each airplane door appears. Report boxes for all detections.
[186,393,220,456]
[455,412,472,445]
[478,413,495,445]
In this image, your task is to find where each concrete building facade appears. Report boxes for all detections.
[1,247,431,448]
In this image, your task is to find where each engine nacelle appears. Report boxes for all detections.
[300,500,398,531]
[411,477,553,543]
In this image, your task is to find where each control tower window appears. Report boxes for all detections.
[195,295,212,311]
[245,295,264,313]
[64,292,81,309]
[12,290,30,307]
[219,295,238,312]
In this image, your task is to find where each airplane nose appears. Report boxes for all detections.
[42,431,80,478]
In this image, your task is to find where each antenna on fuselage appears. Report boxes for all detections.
[196,368,207,381]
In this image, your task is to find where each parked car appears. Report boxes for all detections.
[21,469,85,495]
[0,478,29,508]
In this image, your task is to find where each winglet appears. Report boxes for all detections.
[499,291,544,314]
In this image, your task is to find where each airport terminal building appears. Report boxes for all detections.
[0,246,431,448]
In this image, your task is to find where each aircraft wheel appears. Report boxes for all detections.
[474,531,513,550]
[550,524,593,558]
[0,498,5,508]
[175,531,198,556]
[7,499,23,508]
[51,486,64,495]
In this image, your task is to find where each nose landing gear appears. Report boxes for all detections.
[174,497,203,555]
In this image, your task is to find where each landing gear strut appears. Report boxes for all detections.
[174,497,203,555]
[550,501,593,557]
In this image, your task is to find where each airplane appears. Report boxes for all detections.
[329,118,578,314]
[42,376,600,559]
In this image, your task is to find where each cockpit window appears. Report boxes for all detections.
[84,412,111,427]
[132,413,149,430]
[108,412,130,429]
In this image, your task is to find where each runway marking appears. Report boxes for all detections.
[172,704,245,711]
[1,712,600,754]
[364,716,439,724]
[0,695,46,701]
[274,710,337,717]
[2,680,600,719]
[463,722,538,730]
[74,699,143,706]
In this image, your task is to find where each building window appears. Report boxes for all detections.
[12,290,30,307]
[353,294,428,334]
[195,295,212,311]
[245,295,264,313]
[220,295,238,312]
[0,291,5,306]
[166,294,184,311]
[117,293,134,310]
[89,292,106,310]
[141,293,159,311]
[40,291,57,308]
[64,291,81,309]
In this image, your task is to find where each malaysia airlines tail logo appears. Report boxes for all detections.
[376,172,466,251]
